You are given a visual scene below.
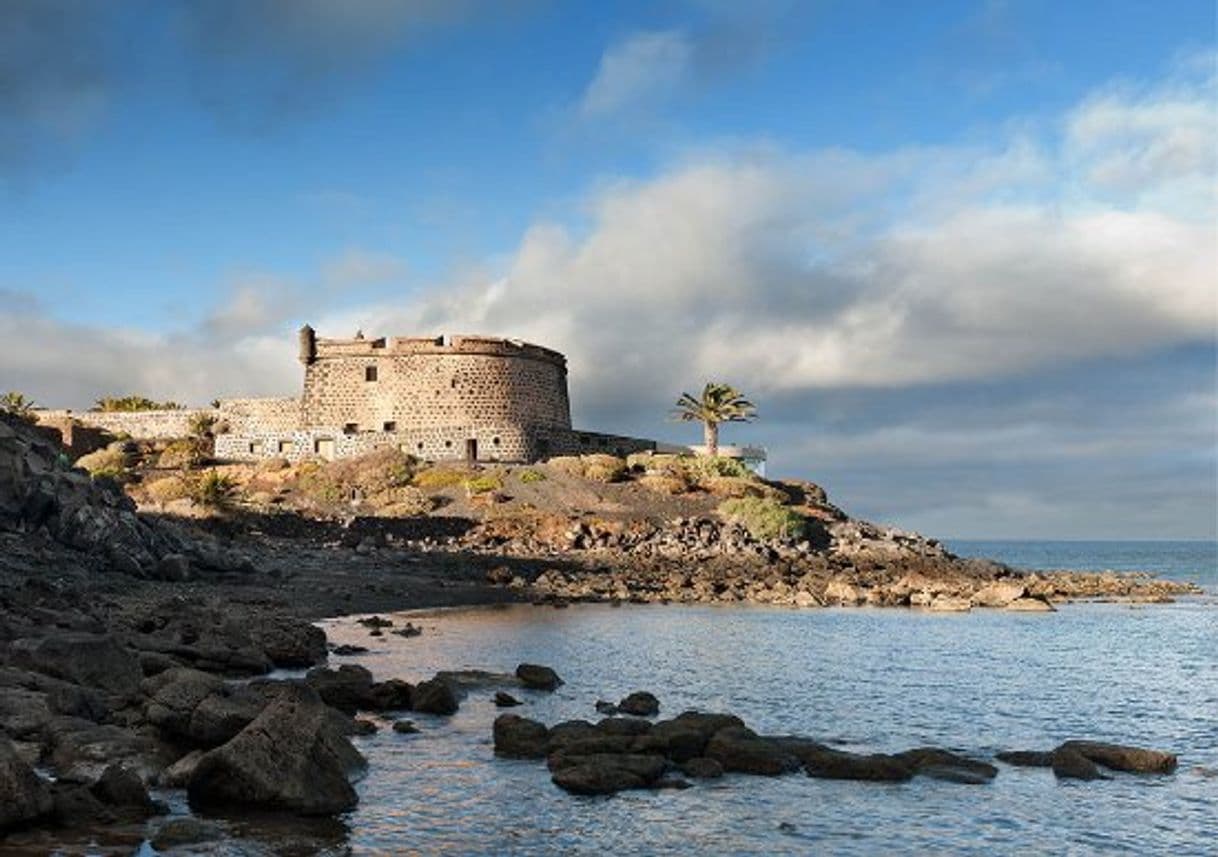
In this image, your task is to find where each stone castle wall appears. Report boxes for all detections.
[299,334,571,434]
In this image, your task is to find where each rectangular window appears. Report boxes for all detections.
[365,366,378,382]
[277,440,292,454]
[344,423,359,435]
[383,421,397,432]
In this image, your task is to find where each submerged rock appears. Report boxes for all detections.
[494,691,522,708]
[493,714,549,758]
[1052,747,1106,781]
[516,663,563,691]
[1058,741,1177,774]
[618,691,660,717]
[412,678,459,715]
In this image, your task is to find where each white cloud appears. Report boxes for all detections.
[579,30,693,118]
[347,63,1215,408]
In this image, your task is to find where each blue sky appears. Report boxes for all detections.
[2,0,1215,539]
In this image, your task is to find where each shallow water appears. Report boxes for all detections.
[308,595,1217,856]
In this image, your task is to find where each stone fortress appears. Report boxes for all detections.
[39,327,659,464]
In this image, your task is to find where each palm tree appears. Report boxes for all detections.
[672,382,756,457]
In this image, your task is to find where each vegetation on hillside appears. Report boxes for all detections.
[718,496,809,541]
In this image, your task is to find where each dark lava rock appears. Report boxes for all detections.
[391,622,422,638]
[91,763,157,817]
[412,678,459,716]
[996,750,1054,767]
[705,727,801,776]
[1052,747,1106,781]
[357,616,394,629]
[1057,740,1177,774]
[618,691,660,717]
[9,633,142,699]
[331,644,369,656]
[250,616,327,669]
[0,736,52,831]
[594,700,619,716]
[305,664,374,714]
[892,748,998,784]
[188,684,364,815]
[597,716,653,737]
[549,753,667,795]
[353,718,379,736]
[802,749,915,782]
[368,679,414,711]
[392,720,419,734]
[516,663,563,691]
[493,714,550,758]
[679,757,724,779]
[151,817,222,851]
[494,691,522,708]
[186,684,275,749]
[143,668,224,741]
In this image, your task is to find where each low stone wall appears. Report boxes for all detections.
[216,398,302,435]
[35,409,211,440]
[215,425,656,464]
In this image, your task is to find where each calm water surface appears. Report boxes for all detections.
[311,593,1216,856]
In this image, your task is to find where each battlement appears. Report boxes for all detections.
[310,333,567,369]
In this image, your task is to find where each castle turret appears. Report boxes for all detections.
[298,324,317,365]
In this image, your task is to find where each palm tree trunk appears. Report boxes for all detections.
[704,421,719,457]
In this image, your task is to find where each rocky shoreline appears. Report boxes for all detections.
[0,411,1208,851]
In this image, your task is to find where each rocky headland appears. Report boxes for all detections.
[0,411,1205,850]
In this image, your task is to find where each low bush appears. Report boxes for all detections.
[464,474,504,495]
[546,456,585,477]
[158,439,201,469]
[518,468,547,484]
[702,476,786,501]
[94,395,183,412]
[76,446,130,482]
[299,448,420,504]
[718,497,808,541]
[191,470,237,508]
[637,474,689,495]
[581,454,628,483]
[146,475,191,505]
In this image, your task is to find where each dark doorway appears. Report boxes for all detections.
[465,438,478,462]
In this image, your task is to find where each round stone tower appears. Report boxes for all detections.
[298,332,571,461]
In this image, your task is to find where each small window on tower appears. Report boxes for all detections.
[344,423,359,435]
[383,421,396,432]
[365,366,378,382]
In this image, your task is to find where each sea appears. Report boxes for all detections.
[144,542,1217,855]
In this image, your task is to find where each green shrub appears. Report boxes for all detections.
[581,454,628,483]
[464,474,504,495]
[718,497,808,541]
[518,468,547,484]
[191,470,237,508]
[298,448,420,503]
[683,455,753,480]
[638,473,689,495]
[146,475,191,505]
[158,439,201,469]
[546,456,585,476]
[76,447,130,482]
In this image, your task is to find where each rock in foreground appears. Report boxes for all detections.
[187,685,364,815]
